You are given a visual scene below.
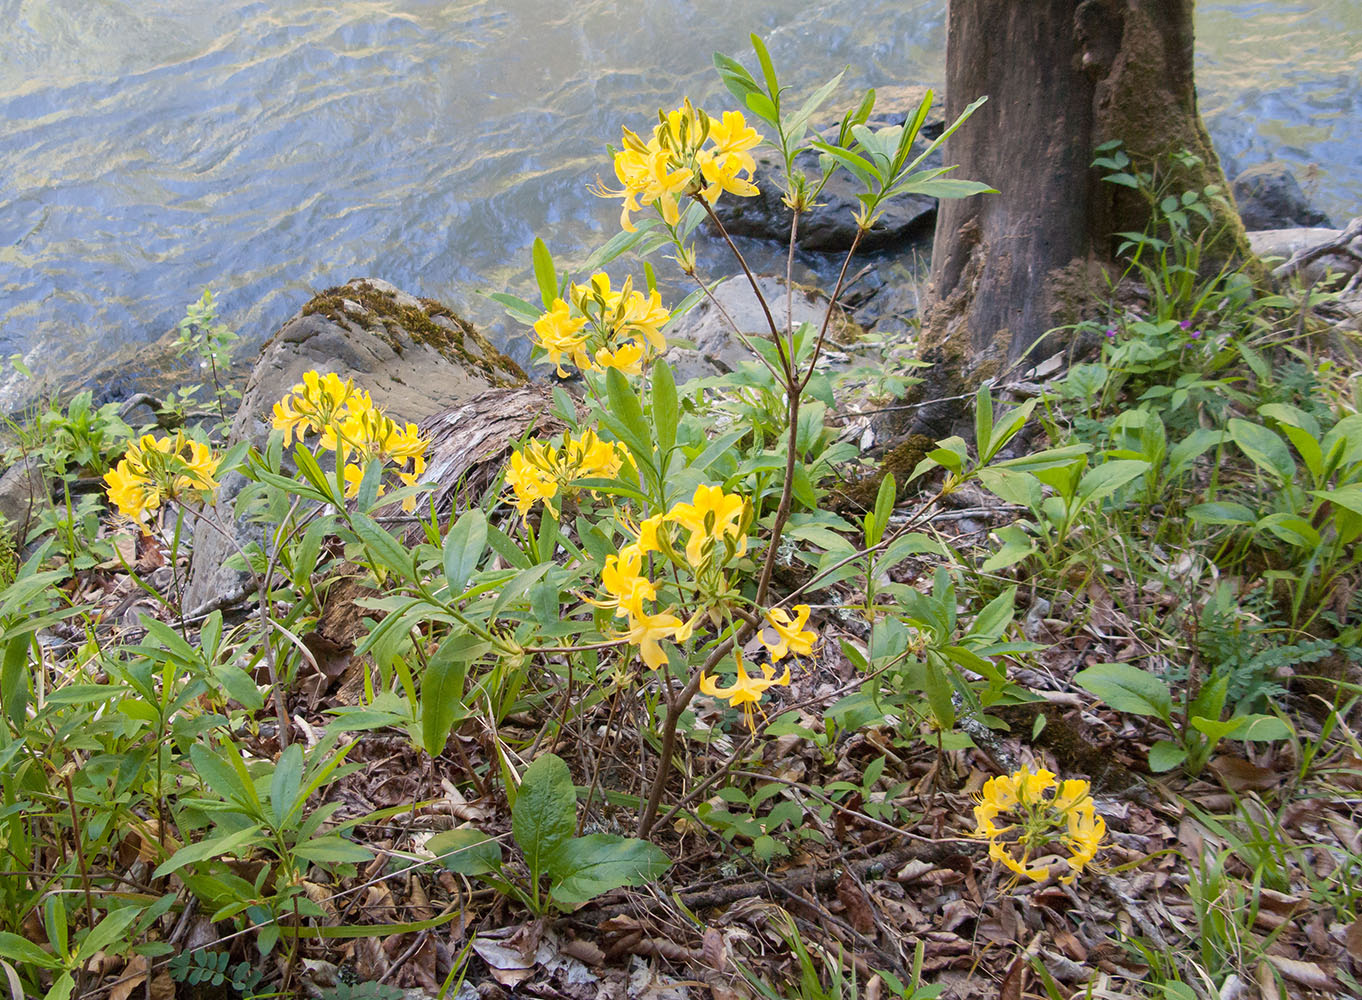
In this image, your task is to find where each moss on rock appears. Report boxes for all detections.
[301,280,525,387]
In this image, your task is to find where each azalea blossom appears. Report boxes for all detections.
[699,652,791,732]
[971,765,1106,886]
[759,604,817,662]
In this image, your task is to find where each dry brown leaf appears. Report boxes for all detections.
[108,955,174,1000]
[996,950,1026,1000]
[836,869,876,935]
[1264,953,1334,990]
[1209,756,1283,792]
[1347,917,1362,960]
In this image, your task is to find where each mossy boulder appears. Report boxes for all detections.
[181,278,527,615]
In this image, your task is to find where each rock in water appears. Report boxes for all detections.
[181,278,527,614]
[710,86,945,254]
[1233,162,1331,231]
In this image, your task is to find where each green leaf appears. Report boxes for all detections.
[546,834,671,908]
[750,33,779,107]
[651,360,678,458]
[604,367,653,463]
[1256,513,1320,549]
[443,508,488,594]
[76,908,142,963]
[269,743,304,831]
[1,634,30,728]
[0,931,61,969]
[1223,714,1292,742]
[968,587,1016,643]
[1073,662,1172,720]
[428,828,502,877]
[350,513,415,580]
[868,473,895,547]
[291,836,374,865]
[512,754,577,886]
[977,468,1041,509]
[1228,418,1295,483]
[980,524,1035,572]
[420,633,487,757]
[154,824,264,878]
[1147,740,1187,773]
[1076,459,1150,508]
[1316,484,1362,516]
[1189,501,1256,526]
[532,238,557,309]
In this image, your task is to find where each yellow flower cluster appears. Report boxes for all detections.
[272,371,428,510]
[533,273,671,378]
[599,100,762,232]
[504,429,630,517]
[972,765,1107,885]
[104,433,221,523]
[701,651,791,733]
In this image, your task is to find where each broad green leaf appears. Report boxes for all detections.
[1228,418,1295,483]
[75,908,144,963]
[977,468,1041,509]
[1147,741,1187,773]
[1,635,29,728]
[154,824,264,878]
[1076,459,1150,508]
[420,633,486,757]
[547,834,671,908]
[443,508,488,594]
[1189,501,1256,526]
[291,836,374,865]
[0,931,60,969]
[1073,662,1172,720]
[532,238,557,309]
[980,524,1035,573]
[1316,484,1362,516]
[651,360,678,458]
[269,743,304,830]
[428,828,502,876]
[1224,714,1292,742]
[350,513,415,580]
[604,367,653,463]
[968,587,1016,643]
[1256,513,1320,549]
[512,754,577,885]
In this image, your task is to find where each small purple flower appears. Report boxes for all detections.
[1190,329,1202,339]
[1105,327,1117,340]
[1179,320,1193,330]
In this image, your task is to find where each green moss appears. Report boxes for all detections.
[301,281,526,387]
[834,433,935,514]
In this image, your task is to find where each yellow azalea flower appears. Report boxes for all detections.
[760,604,817,662]
[597,101,760,233]
[593,341,645,376]
[972,767,1106,886]
[505,450,559,516]
[503,429,628,517]
[665,483,748,567]
[618,608,688,670]
[594,548,658,620]
[699,651,791,732]
[533,299,591,376]
[103,433,221,523]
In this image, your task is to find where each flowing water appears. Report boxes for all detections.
[1,0,1358,404]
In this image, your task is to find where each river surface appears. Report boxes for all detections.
[1,1,1358,403]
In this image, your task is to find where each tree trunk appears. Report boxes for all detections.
[913,0,1252,436]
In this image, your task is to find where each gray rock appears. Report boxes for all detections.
[662,275,833,373]
[181,278,525,614]
[0,457,48,542]
[1233,162,1331,231]
[1247,226,1362,285]
[711,86,946,254]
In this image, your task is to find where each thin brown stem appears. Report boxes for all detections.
[693,195,791,379]
[755,387,800,606]
[637,621,755,839]
[799,228,864,393]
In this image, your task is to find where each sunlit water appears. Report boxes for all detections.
[1,0,1358,403]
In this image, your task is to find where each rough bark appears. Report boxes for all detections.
[913,0,1252,437]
